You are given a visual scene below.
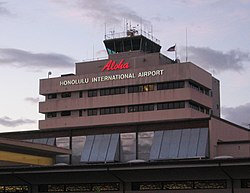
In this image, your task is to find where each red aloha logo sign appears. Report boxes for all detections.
[101,59,129,72]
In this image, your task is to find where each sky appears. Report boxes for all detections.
[0,0,250,132]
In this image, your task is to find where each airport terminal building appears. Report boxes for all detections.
[0,30,250,193]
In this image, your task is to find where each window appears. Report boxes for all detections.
[131,180,226,191]
[61,92,71,98]
[87,109,98,116]
[132,182,162,191]
[189,81,210,96]
[100,107,125,115]
[157,81,184,90]
[163,181,193,190]
[128,106,139,112]
[157,101,185,110]
[143,84,154,91]
[128,104,154,113]
[193,180,227,189]
[168,82,174,89]
[79,91,83,98]
[128,85,139,93]
[61,111,71,116]
[241,179,250,188]
[189,101,210,114]
[88,90,98,97]
[47,112,57,118]
[168,102,174,109]
[100,87,125,96]
[56,137,70,164]
[4,186,29,193]
[180,101,185,108]
[189,81,199,91]
[48,93,57,99]
[128,84,154,93]
[189,101,199,111]
[39,183,119,192]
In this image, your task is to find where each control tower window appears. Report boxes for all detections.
[107,48,116,55]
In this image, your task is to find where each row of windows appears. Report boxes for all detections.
[100,87,125,96]
[131,180,227,190]
[157,81,184,90]
[100,107,125,115]
[47,111,71,118]
[189,80,210,96]
[242,179,250,188]
[47,80,210,99]
[38,183,119,192]
[189,101,210,114]
[1,179,250,192]
[46,101,189,118]
[0,186,28,193]
[157,101,185,110]
[128,84,154,93]
[128,104,154,112]
[48,92,71,99]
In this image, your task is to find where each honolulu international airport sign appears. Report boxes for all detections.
[59,69,164,86]
[59,58,164,86]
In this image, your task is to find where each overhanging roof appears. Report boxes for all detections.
[0,137,71,156]
[0,158,250,185]
[0,137,71,166]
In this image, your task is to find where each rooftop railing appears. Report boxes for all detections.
[104,29,160,45]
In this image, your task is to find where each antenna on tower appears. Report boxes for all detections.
[104,23,107,39]
[140,18,142,34]
[151,25,153,37]
[186,27,188,62]
[123,18,125,34]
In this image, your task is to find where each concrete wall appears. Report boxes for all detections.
[209,117,250,158]
[40,62,214,94]
[39,108,208,130]
[212,77,220,117]
[217,142,250,158]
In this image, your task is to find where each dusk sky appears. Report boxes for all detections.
[0,0,250,132]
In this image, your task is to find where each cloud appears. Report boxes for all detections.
[180,46,250,73]
[0,116,36,127]
[51,0,150,26]
[222,103,250,128]
[177,0,221,6]
[0,48,75,70]
[79,0,149,24]
[25,97,40,104]
[0,2,11,16]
